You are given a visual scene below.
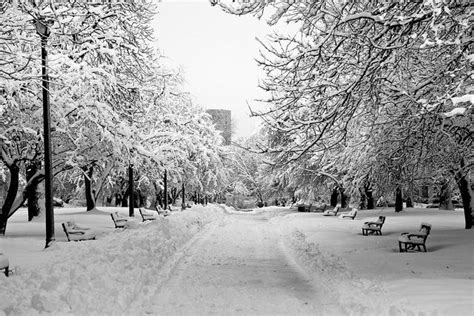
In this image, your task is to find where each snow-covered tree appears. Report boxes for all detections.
[213,0,472,227]
[0,0,158,231]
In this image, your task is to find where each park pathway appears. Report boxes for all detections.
[149,210,330,315]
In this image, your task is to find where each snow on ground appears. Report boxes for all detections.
[0,205,225,315]
[0,204,473,315]
[148,211,332,315]
[268,206,474,315]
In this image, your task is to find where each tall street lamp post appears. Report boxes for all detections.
[35,18,55,248]
[164,169,168,210]
[129,161,134,217]
[128,88,137,217]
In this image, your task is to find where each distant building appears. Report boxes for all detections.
[206,109,231,146]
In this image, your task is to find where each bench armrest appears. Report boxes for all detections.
[67,230,86,235]
[365,222,382,227]
[406,233,426,239]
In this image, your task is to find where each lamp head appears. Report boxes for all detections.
[35,18,54,38]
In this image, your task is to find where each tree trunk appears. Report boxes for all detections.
[105,196,113,206]
[83,166,96,211]
[359,187,366,210]
[406,196,414,208]
[339,186,348,208]
[427,184,434,204]
[406,182,414,208]
[26,161,41,221]
[365,182,374,209]
[0,164,20,235]
[455,159,473,229]
[121,189,128,207]
[395,186,403,212]
[132,188,145,208]
[182,182,186,210]
[170,187,180,205]
[92,160,115,205]
[330,187,338,207]
[115,193,122,206]
[122,197,128,207]
[152,181,162,208]
[156,192,163,208]
[439,179,454,210]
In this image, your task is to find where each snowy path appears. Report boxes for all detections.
[148,211,330,315]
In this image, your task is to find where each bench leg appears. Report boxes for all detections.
[399,242,403,252]
[4,266,8,277]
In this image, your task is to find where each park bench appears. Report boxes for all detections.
[110,212,128,228]
[155,205,171,216]
[297,204,312,212]
[339,208,358,220]
[323,206,339,216]
[398,223,432,252]
[139,208,157,222]
[0,253,9,276]
[312,204,328,212]
[62,221,97,242]
[168,205,181,212]
[361,216,386,235]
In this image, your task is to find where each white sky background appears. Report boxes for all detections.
[152,0,276,139]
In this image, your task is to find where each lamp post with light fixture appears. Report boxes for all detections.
[164,169,168,210]
[35,18,55,248]
[129,160,134,217]
[128,88,138,217]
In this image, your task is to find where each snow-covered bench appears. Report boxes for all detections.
[323,206,339,216]
[155,205,171,217]
[169,205,181,212]
[398,223,432,252]
[312,204,328,212]
[139,208,157,222]
[0,253,9,276]
[110,212,128,228]
[361,216,385,235]
[297,204,312,212]
[339,208,358,220]
[62,221,97,242]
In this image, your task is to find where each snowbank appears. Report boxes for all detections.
[0,205,225,315]
[272,207,474,315]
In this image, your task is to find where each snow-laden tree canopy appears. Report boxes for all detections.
[213,0,473,228]
[1,0,229,226]
[213,0,472,197]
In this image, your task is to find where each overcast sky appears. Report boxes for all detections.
[152,0,275,139]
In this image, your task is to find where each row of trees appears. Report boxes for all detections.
[213,0,473,228]
[0,0,229,234]
[1,0,471,235]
